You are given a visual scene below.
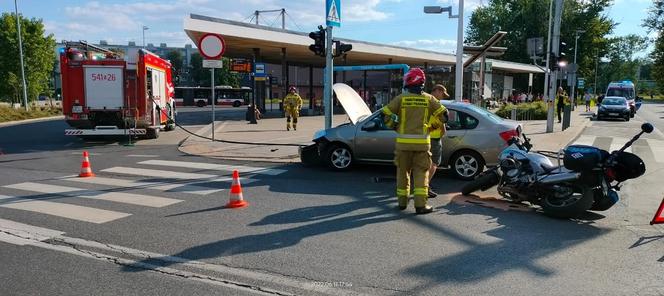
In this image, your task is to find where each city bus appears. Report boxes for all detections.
[174,86,252,107]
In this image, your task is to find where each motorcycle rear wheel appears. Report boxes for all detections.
[541,185,594,218]
[461,170,500,195]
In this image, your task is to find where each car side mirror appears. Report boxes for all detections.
[362,121,378,131]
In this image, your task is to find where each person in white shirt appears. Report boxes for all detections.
[584,91,592,112]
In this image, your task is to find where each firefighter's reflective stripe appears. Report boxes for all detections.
[413,187,427,196]
[432,106,445,117]
[396,135,430,144]
[381,106,394,115]
[396,188,408,197]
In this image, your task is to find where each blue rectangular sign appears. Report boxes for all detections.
[254,63,266,77]
[326,0,341,27]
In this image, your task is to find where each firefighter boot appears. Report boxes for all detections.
[414,152,433,215]
[293,117,298,131]
[286,116,291,131]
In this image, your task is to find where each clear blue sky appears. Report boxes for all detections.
[1,0,654,55]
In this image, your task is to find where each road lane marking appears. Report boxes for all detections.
[4,182,182,208]
[138,160,287,176]
[126,154,159,158]
[0,195,130,224]
[61,176,225,195]
[0,218,64,245]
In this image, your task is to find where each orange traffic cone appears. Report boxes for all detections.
[225,170,248,208]
[78,151,95,178]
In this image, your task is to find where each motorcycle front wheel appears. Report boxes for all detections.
[461,169,500,195]
[541,185,594,218]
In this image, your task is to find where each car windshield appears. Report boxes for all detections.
[602,98,626,105]
[462,103,503,123]
[607,87,634,99]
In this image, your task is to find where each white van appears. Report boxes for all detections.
[606,81,637,117]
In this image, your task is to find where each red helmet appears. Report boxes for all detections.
[289,86,297,92]
[403,68,426,87]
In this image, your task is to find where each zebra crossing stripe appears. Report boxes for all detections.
[647,139,664,163]
[572,135,596,146]
[609,137,632,154]
[4,182,182,208]
[101,167,219,180]
[61,176,224,196]
[138,160,287,176]
[0,195,130,224]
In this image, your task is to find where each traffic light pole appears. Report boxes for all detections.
[546,0,564,133]
[324,25,334,129]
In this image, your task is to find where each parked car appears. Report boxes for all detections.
[597,96,631,121]
[300,83,522,180]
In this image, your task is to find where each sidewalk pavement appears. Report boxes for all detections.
[178,108,593,162]
[178,114,351,162]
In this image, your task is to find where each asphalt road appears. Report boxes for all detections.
[0,105,663,295]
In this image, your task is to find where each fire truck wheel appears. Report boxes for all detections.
[146,128,160,139]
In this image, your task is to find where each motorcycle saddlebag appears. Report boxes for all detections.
[563,145,604,171]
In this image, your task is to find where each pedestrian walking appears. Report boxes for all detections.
[427,84,450,199]
[584,91,592,112]
[382,68,447,214]
[283,86,303,131]
[556,87,567,123]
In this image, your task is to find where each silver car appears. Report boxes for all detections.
[300,83,522,180]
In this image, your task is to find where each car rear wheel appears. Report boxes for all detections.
[232,101,241,107]
[451,150,485,180]
[196,100,206,107]
[325,144,353,171]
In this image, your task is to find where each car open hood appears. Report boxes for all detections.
[333,83,372,124]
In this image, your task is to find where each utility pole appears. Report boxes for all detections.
[324,25,333,129]
[281,8,286,29]
[543,0,553,101]
[454,0,464,101]
[570,30,585,108]
[594,51,599,95]
[14,0,28,111]
[546,0,564,133]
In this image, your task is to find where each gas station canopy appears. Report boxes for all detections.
[183,14,543,74]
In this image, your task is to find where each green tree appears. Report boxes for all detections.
[189,53,240,87]
[466,0,615,92]
[0,13,55,104]
[595,35,649,92]
[164,50,183,85]
[644,0,664,93]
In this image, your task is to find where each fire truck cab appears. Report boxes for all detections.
[60,41,176,139]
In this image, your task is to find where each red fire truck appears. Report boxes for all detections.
[60,41,176,139]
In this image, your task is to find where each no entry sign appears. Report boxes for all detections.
[198,33,226,59]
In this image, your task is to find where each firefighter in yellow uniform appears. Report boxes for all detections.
[283,86,303,131]
[382,68,447,214]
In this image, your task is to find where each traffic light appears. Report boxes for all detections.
[308,26,326,57]
[557,41,568,67]
[333,40,352,57]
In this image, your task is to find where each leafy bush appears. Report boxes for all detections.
[0,106,62,123]
[495,101,548,120]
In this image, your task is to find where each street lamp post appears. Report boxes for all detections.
[570,30,585,107]
[424,2,464,101]
[14,0,28,111]
[142,25,149,47]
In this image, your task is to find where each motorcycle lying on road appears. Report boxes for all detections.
[462,123,654,218]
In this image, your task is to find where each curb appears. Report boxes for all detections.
[0,115,64,128]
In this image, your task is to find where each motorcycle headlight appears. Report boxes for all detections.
[313,129,326,141]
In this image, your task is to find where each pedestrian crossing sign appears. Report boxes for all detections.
[326,0,341,27]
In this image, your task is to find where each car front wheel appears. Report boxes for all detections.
[325,144,353,171]
[451,150,485,180]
